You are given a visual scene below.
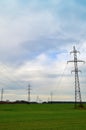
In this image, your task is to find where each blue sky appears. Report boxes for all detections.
[0,0,86,101]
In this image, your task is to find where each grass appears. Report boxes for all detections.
[0,103,86,130]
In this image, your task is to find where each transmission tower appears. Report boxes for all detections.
[67,46,85,108]
[28,84,31,103]
[1,88,4,101]
[50,92,53,104]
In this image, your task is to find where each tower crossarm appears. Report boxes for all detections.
[76,60,85,63]
[71,70,81,73]
[67,60,85,63]
[70,51,80,54]
[70,46,80,54]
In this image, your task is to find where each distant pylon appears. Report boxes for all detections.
[67,46,85,108]
[28,84,31,103]
[1,88,4,101]
[50,92,53,104]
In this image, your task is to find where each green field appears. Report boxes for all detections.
[0,103,86,130]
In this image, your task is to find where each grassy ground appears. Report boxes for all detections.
[0,103,86,130]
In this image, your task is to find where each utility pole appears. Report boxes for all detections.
[67,46,85,108]
[28,84,31,103]
[1,88,3,101]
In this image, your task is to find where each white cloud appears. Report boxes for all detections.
[0,0,86,101]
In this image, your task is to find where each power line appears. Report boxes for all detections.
[0,63,28,88]
[54,63,68,91]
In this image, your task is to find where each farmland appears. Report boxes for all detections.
[0,103,86,130]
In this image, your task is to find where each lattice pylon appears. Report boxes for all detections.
[67,46,85,108]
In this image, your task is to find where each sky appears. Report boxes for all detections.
[0,0,86,102]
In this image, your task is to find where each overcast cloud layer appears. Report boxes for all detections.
[0,0,86,102]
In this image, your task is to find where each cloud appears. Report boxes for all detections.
[0,0,86,64]
[0,0,86,101]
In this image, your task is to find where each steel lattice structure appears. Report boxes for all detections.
[67,46,85,108]
[28,84,31,103]
[1,88,3,101]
